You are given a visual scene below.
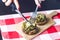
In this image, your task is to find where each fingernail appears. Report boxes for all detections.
[17,6,20,11]
[5,3,9,6]
[38,5,41,8]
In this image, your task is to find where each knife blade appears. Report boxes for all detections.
[15,10,33,25]
[11,4,33,25]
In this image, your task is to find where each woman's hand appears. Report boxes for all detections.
[2,0,45,9]
[2,0,19,9]
[34,0,45,7]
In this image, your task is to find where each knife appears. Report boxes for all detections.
[15,10,32,25]
[11,4,33,25]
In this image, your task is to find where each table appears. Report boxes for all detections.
[0,10,60,40]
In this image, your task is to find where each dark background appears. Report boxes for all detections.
[0,0,60,40]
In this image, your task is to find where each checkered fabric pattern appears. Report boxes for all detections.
[0,10,60,40]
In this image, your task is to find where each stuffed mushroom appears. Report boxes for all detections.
[22,22,40,35]
[35,14,48,25]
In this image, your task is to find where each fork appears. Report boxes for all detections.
[31,6,38,19]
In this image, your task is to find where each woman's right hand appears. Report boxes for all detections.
[34,0,45,7]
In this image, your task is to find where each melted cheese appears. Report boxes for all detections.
[26,22,31,28]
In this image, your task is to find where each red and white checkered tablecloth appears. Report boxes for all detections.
[0,10,60,40]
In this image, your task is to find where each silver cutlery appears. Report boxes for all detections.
[31,6,38,19]
[11,4,33,25]
[15,10,33,25]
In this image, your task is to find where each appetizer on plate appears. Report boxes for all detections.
[18,11,57,40]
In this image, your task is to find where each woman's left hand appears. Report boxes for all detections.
[2,0,19,10]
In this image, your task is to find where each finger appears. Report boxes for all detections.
[41,0,45,1]
[2,0,6,2]
[13,0,20,10]
[34,0,41,7]
[5,0,12,6]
